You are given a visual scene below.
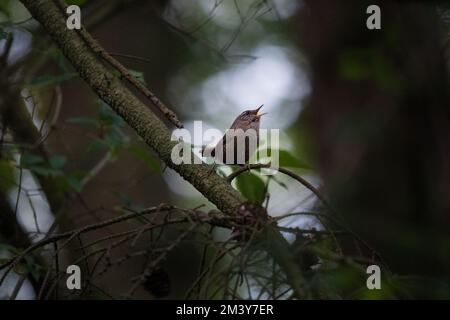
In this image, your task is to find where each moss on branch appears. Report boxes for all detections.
[19,0,305,298]
[21,0,243,215]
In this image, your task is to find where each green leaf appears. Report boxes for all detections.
[278,150,311,169]
[0,28,8,40]
[21,153,44,167]
[129,144,161,173]
[47,48,71,73]
[23,255,44,282]
[235,171,266,204]
[29,166,59,177]
[49,155,66,170]
[66,116,98,126]
[21,153,63,177]
[257,149,311,169]
[99,103,124,127]
[103,130,124,150]
[339,52,370,80]
[88,139,109,152]
[129,69,146,85]
[88,130,125,155]
[117,193,146,213]
[0,160,15,193]
[339,49,402,92]
[0,243,19,256]
[65,174,83,193]
[26,73,78,87]
[0,1,10,15]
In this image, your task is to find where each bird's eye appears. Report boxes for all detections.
[243,111,249,116]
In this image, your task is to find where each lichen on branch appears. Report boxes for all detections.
[19,0,305,299]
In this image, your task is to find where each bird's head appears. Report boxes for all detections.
[236,104,267,124]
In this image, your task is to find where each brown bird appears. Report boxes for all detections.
[203,105,267,165]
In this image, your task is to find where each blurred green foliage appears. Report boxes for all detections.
[235,171,266,204]
[339,48,403,92]
[0,159,15,193]
[1,0,448,300]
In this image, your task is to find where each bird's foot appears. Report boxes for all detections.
[238,163,253,173]
[207,162,218,177]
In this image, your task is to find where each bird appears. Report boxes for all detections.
[202,105,267,165]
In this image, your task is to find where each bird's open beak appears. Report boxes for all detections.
[252,104,267,117]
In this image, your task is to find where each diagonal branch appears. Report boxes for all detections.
[227,163,333,212]
[54,0,183,129]
[22,0,243,216]
[19,0,306,299]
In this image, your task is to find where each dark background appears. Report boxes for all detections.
[0,0,449,299]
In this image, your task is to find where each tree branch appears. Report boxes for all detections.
[22,0,243,216]
[228,163,334,213]
[54,0,183,129]
[19,0,306,299]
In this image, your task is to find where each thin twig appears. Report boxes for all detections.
[53,0,183,129]
[8,272,27,300]
[188,0,225,34]
[227,163,333,213]
[124,224,196,298]
[108,52,153,64]
[0,204,174,281]
[33,85,63,149]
